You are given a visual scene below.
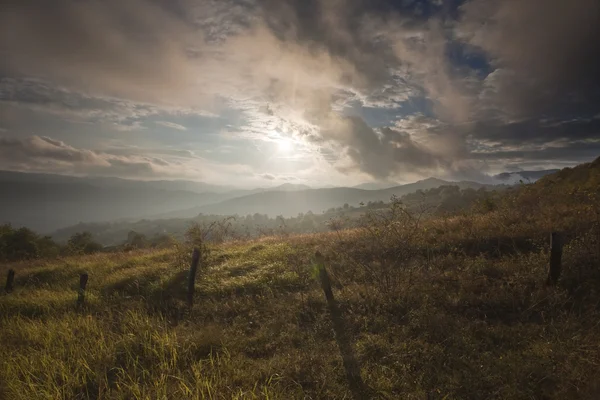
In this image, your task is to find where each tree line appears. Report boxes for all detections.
[1,185,502,262]
[0,225,104,262]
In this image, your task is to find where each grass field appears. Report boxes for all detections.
[2,159,600,399]
[1,223,600,399]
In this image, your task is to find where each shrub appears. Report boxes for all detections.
[67,231,103,255]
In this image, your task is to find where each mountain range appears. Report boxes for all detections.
[167,178,496,219]
[0,170,538,233]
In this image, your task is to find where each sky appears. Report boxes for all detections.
[0,0,599,187]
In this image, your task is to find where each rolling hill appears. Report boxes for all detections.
[2,158,600,400]
[185,178,497,217]
[0,179,222,233]
[0,170,501,233]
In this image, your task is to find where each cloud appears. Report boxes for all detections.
[0,135,204,179]
[0,136,109,167]
[0,0,351,112]
[0,0,598,183]
[155,121,188,131]
[259,173,276,180]
[314,114,485,181]
[457,0,600,119]
[0,0,201,105]
[0,77,221,129]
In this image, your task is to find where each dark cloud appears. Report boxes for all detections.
[458,0,600,119]
[308,0,600,178]
[256,0,395,88]
[468,117,600,147]
[0,0,197,103]
[320,115,487,180]
[470,140,600,164]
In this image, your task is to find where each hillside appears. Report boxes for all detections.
[48,184,499,246]
[0,171,317,232]
[153,183,316,219]
[0,170,234,194]
[1,159,600,399]
[0,179,223,233]
[174,178,497,218]
[2,169,496,232]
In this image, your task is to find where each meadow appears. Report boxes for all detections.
[1,159,600,399]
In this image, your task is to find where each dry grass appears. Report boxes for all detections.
[1,202,600,399]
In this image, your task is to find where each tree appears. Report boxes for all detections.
[37,235,61,259]
[126,231,149,248]
[68,232,102,254]
[1,227,40,261]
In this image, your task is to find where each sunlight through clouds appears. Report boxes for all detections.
[0,0,598,185]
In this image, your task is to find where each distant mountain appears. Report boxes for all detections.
[178,178,496,218]
[48,158,600,244]
[0,181,218,233]
[273,183,312,191]
[50,179,504,245]
[494,169,559,183]
[0,171,239,232]
[150,183,313,219]
[0,169,502,232]
[353,182,399,190]
[0,170,234,194]
[112,179,233,194]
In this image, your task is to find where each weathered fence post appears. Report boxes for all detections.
[187,248,201,307]
[546,232,563,286]
[315,251,366,399]
[77,273,89,309]
[5,269,15,293]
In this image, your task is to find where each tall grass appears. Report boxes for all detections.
[2,173,600,398]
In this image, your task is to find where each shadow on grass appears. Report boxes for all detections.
[102,271,164,298]
[227,262,258,277]
[15,267,81,289]
[426,235,543,259]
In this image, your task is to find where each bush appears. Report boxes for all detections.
[0,224,61,261]
[67,231,103,255]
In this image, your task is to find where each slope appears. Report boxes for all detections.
[190,178,495,217]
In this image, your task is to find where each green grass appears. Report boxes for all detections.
[1,222,600,399]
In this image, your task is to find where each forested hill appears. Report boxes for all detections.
[0,169,499,232]
[164,178,497,218]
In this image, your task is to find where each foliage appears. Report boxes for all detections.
[50,185,502,246]
[67,231,103,255]
[0,224,60,262]
[126,230,149,249]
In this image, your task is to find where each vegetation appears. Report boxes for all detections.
[1,158,599,399]
[0,226,103,262]
[51,185,502,247]
[0,170,499,233]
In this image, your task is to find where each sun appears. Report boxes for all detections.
[276,137,295,154]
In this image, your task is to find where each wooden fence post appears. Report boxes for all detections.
[5,269,15,293]
[187,248,201,307]
[546,232,563,286]
[77,273,89,309]
[315,251,366,399]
